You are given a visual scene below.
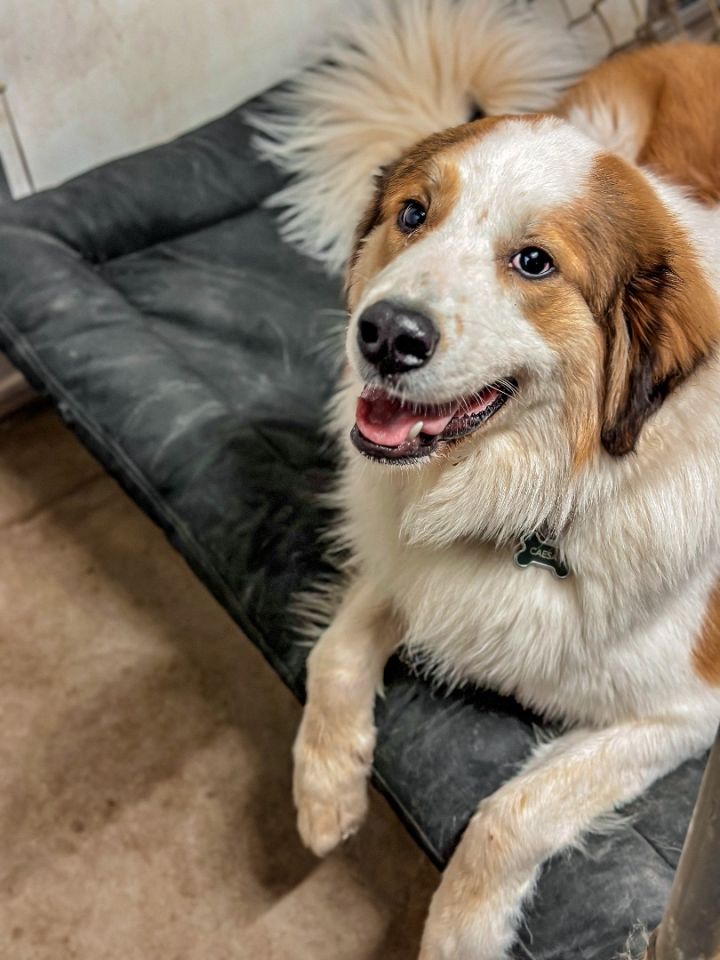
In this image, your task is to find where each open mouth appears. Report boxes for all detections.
[351,379,517,463]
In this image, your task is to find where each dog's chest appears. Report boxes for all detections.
[391,539,585,690]
[342,450,715,723]
[355,524,689,723]
[346,477,587,709]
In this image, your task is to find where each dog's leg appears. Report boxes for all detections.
[419,714,716,960]
[294,576,401,856]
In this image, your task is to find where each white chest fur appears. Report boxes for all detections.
[350,510,704,723]
[335,362,720,729]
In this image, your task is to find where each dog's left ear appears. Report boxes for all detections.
[601,225,719,457]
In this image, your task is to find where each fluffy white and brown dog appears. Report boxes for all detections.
[257,5,720,958]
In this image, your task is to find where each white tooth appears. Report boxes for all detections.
[407,420,424,441]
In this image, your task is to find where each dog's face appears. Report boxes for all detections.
[345,116,717,472]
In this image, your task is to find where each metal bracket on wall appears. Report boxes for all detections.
[0,82,8,200]
[0,154,10,203]
[0,81,35,194]
[0,82,37,415]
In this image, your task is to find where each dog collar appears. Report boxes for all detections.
[513,528,571,579]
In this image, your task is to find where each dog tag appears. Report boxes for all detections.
[513,530,570,579]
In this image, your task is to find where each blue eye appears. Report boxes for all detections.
[511,247,555,278]
[398,200,427,233]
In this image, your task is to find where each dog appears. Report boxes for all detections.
[259,13,720,959]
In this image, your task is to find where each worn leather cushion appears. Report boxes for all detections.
[0,101,706,959]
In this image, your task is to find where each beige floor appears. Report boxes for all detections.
[0,405,436,960]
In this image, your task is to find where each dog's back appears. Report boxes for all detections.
[559,43,720,204]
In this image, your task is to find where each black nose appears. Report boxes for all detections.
[357,300,439,375]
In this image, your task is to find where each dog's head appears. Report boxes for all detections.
[345,115,718,476]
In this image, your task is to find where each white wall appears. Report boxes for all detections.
[0,0,649,199]
[0,0,346,196]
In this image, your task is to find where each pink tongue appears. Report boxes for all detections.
[355,386,456,447]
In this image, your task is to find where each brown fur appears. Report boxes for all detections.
[493,143,719,462]
[492,214,604,471]
[558,43,720,205]
[694,580,720,686]
[550,47,720,457]
[592,155,719,455]
[506,272,604,471]
[527,152,720,457]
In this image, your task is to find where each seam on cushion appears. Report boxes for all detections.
[627,821,677,871]
[0,194,269,265]
[88,199,270,264]
[0,222,82,254]
[99,233,279,281]
[370,762,444,867]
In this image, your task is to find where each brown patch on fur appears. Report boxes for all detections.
[505,262,604,471]
[524,153,719,458]
[572,413,602,472]
[693,580,720,686]
[558,43,720,206]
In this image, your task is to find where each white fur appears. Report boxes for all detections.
[295,115,720,959]
[338,137,720,718]
[251,0,592,272]
[564,98,646,161]
[334,126,720,727]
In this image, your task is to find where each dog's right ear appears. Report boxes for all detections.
[600,224,718,457]
[600,261,684,457]
[576,153,720,457]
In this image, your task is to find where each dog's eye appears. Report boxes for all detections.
[397,200,427,234]
[511,247,555,278]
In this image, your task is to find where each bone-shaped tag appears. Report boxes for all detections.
[513,531,570,579]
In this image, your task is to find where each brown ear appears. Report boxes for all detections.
[601,254,717,456]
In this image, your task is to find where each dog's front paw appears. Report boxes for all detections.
[292,707,374,857]
[418,860,515,960]
[419,904,507,960]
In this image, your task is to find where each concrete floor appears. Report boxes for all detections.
[0,404,436,960]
